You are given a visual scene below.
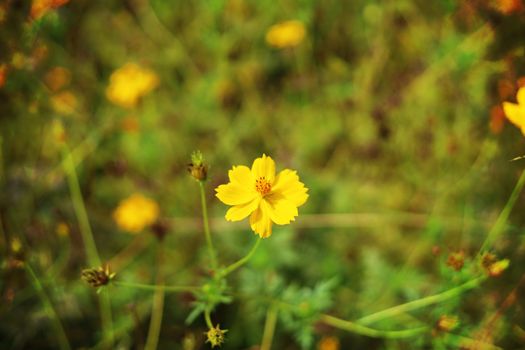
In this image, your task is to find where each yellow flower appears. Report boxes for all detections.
[502,87,525,135]
[265,20,306,49]
[215,154,308,238]
[105,63,159,109]
[113,194,159,233]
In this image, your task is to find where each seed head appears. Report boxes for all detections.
[205,324,228,348]
[81,265,116,288]
[481,252,509,277]
[446,250,465,271]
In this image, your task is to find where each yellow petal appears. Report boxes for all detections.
[228,165,254,188]
[251,154,276,183]
[518,87,525,106]
[225,197,260,222]
[263,195,298,225]
[271,169,309,207]
[249,206,273,238]
[215,182,256,205]
[502,102,525,129]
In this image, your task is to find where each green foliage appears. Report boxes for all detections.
[186,277,232,325]
[279,279,338,349]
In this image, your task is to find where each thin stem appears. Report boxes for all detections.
[260,303,278,350]
[98,290,113,349]
[321,314,428,339]
[62,145,113,347]
[478,168,525,255]
[204,309,213,329]
[145,243,165,350]
[62,145,100,266]
[220,237,262,277]
[199,181,218,270]
[25,263,71,350]
[357,276,485,326]
[113,281,200,293]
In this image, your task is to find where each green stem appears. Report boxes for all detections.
[199,181,218,270]
[145,243,165,350]
[260,303,278,350]
[62,145,100,266]
[321,314,428,339]
[478,168,525,255]
[25,264,71,350]
[357,276,485,326]
[219,237,262,277]
[204,309,213,329]
[62,145,113,347]
[113,281,199,293]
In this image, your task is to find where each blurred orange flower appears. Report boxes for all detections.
[493,0,523,14]
[45,67,71,92]
[113,194,159,233]
[106,63,159,109]
[502,87,525,135]
[265,20,306,49]
[31,0,69,20]
[489,105,505,134]
[317,336,340,350]
[0,64,7,88]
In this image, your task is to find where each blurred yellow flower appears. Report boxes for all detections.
[265,20,306,49]
[56,222,69,237]
[10,238,22,253]
[215,154,308,238]
[51,90,78,115]
[113,194,159,233]
[502,87,525,135]
[106,63,159,109]
[436,315,459,332]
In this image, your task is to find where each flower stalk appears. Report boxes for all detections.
[260,303,279,350]
[26,263,71,350]
[145,243,165,350]
[219,237,262,278]
[62,145,114,347]
[198,180,218,271]
[356,276,486,326]
[321,314,428,339]
[478,168,525,255]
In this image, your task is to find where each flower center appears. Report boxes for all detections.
[255,177,272,195]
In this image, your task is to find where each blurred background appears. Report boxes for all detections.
[2,0,525,349]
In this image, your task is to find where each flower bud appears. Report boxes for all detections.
[188,151,208,181]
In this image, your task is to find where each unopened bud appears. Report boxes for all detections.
[188,151,208,181]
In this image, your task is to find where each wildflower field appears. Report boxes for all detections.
[2,1,525,349]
